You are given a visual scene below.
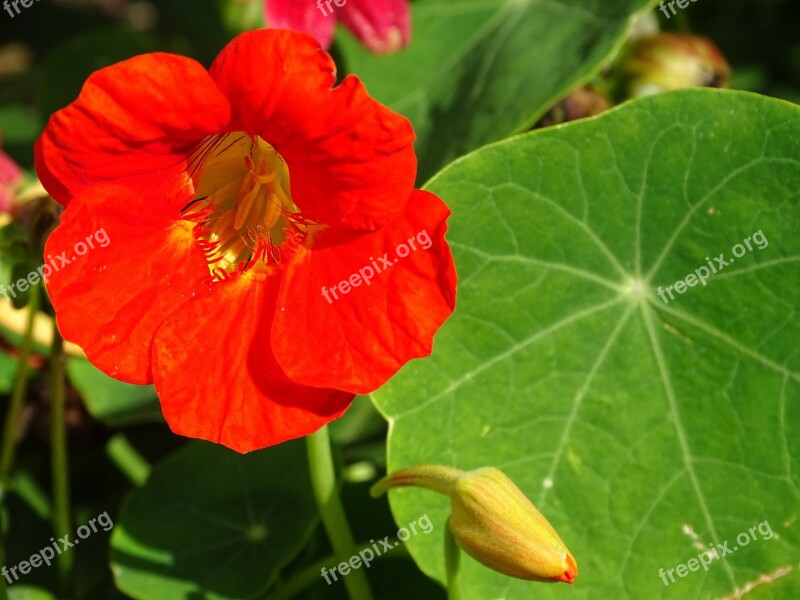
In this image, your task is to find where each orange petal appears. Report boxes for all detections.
[273,190,456,394]
[152,272,354,453]
[44,184,209,383]
[35,52,231,207]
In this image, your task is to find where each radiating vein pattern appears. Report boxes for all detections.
[374,90,800,599]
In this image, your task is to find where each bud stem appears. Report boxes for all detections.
[370,464,464,498]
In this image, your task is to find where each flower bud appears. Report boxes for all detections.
[613,32,730,100]
[538,85,612,128]
[371,465,577,584]
[338,0,411,54]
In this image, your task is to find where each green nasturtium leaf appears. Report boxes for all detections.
[110,440,319,600]
[373,89,800,599]
[338,0,657,180]
[66,358,161,427]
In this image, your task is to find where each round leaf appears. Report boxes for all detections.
[374,89,800,598]
[110,440,319,600]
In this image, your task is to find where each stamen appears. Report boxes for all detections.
[233,186,259,231]
[182,133,314,280]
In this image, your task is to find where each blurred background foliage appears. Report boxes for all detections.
[0,0,797,598]
[0,0,798,172]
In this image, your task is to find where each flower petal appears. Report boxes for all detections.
[273,190,456,394]
[209,29,416,230]
[265,0,337,49]
[152,272,353,453]
[44,184,209,384]
[339,0,411,54]
[35,53,231,207]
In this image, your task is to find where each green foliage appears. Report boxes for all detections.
[0,2,797,599]
[0,222,39,309]
[8,586,57,600]
[110,441,318,600]
[66,359,161,428]
[338,0,659,179]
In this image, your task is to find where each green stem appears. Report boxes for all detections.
[0,288,40,480]
[0,290,37,600]
[266,555,335,600]
[444,519,461,600]
[306,427,374,600]
[370,464,462,498]
[50,323,73,597]
[106,434,151,486]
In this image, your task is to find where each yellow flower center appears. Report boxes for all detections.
[183,132,311,280]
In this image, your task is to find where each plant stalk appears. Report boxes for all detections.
[50,322,73,597]
[0,288,40,480]
[306,426,374,600]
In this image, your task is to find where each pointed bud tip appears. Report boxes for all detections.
[556,553,578,584]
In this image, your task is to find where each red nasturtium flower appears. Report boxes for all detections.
[35,30,456,453]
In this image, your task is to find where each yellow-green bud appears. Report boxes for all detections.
[371,465,577,584]
[613,32,730,100]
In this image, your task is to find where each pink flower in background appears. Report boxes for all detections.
[263,0,411,53]
[0,134,22,213]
